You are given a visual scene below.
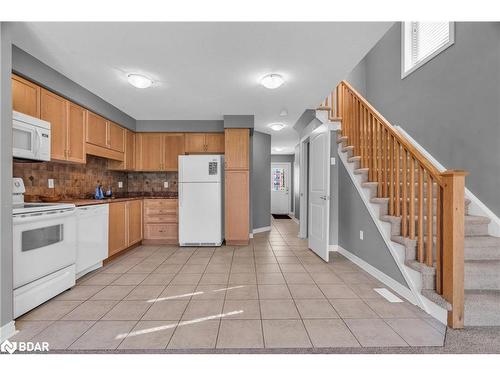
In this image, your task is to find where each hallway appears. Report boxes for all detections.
[11,218,446,351]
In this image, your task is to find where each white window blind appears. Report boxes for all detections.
[402,22,454,78]
[411,22,450,65]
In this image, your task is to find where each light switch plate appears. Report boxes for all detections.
[164,181,169,188]
[359,230,364,240]
[118,181,123,188]
[48,179,54,189]
[330,157,336,165]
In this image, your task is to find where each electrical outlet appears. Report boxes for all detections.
[164,181,169,188]
[48,179,54,189]
[118,181,123,188]
[359,230,364,240]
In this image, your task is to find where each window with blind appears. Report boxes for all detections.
[402,22,455,78]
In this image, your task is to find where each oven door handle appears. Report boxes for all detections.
[13,209,76,224]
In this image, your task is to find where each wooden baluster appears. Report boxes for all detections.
[409,156,415,239]
[401,148,408,237]
[426,173,433,267]
[389,134,394,216]
[377,121,383,197]
[436,184,443,294]
[382,128,388,197]
[354,99,359,155]
[394,141,400,217]
[369,114,374,182]
[360,105,364,168]
[417,165,424,262]
[441,170,467,328]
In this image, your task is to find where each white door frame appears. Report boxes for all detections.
[298,120,341,247]
[271,162,291,215]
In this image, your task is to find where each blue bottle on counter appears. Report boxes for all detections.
[95,184,104,200]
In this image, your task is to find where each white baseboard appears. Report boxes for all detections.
[253,226,271,234]
[0,321,16,342]
[336,246,418,305]
[329,245,339,252]
[291,216,299,225]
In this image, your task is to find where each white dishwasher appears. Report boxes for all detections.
[76,204,109,278]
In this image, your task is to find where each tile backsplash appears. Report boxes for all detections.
[13,155,178,199]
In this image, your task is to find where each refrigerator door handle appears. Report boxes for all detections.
[179,183,182,207]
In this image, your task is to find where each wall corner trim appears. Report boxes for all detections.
[0,321,16,342]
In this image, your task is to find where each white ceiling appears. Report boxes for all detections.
[10,22,392,153]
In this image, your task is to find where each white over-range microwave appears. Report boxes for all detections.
[13,110,51,162]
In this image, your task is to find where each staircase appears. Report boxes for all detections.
[320,80,500,327]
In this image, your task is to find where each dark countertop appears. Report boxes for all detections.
[59,193,178,207]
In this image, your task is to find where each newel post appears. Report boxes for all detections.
[440,170,468,329]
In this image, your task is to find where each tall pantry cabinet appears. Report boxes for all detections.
[224,128,250,245]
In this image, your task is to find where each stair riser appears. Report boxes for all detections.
[465,262,500,289]
[373,198,470,216]
[465,293,500,326]
[384,216,489,237]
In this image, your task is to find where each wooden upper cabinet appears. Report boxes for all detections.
[185,133,206,153]
[136,133,163,171]
[86,112,108,148]
[224,128,249,170]
[108,122,125,152]
[12,74,40,118]
[205,133,225,153]
[163,133,185,171]
[185,133,224,154]
[40,89,67,162]
[66,102,86,164]
[125,131,136,170]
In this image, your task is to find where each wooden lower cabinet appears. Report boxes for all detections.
[108,200,143,257]
[225,170,249,245]
[143,199,178,244]
[108,201,127,257]
[127,199,143,246]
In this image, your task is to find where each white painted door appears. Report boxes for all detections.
[308,129,330,261]
[271,162,291,214]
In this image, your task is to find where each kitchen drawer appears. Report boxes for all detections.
[144,223,178,240]
[144,207,177,216]
[143,199,178,209]
[144,213,177,224]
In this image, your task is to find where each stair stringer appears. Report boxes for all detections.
[337,142,448,324]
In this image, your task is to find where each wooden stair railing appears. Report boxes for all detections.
[320,80,467,328]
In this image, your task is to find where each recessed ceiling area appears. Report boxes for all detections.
[10,22,392,153]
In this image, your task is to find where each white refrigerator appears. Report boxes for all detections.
[178,154,224,246]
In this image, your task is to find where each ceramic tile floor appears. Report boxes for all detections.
[11,218,446,351]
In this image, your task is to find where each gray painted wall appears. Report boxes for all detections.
[223,115,254,129]
[252,131,271,230]
[338,161,408,286]
[271,154,295,213]
[347,22,500,217]
[136,120,224,132]
[1,22,13,328]
[12,46,136,130]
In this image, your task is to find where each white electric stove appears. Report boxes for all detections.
[12,177,77,318]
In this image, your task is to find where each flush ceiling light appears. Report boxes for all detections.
[268,123,286,131]
[260,73,285,89]
[273,147,284,152]
[127,73,153,89]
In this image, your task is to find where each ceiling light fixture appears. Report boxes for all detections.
[127,73,153,89]
[260,73,285,89]
[273,147,284,152]
[268,123,286,132]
